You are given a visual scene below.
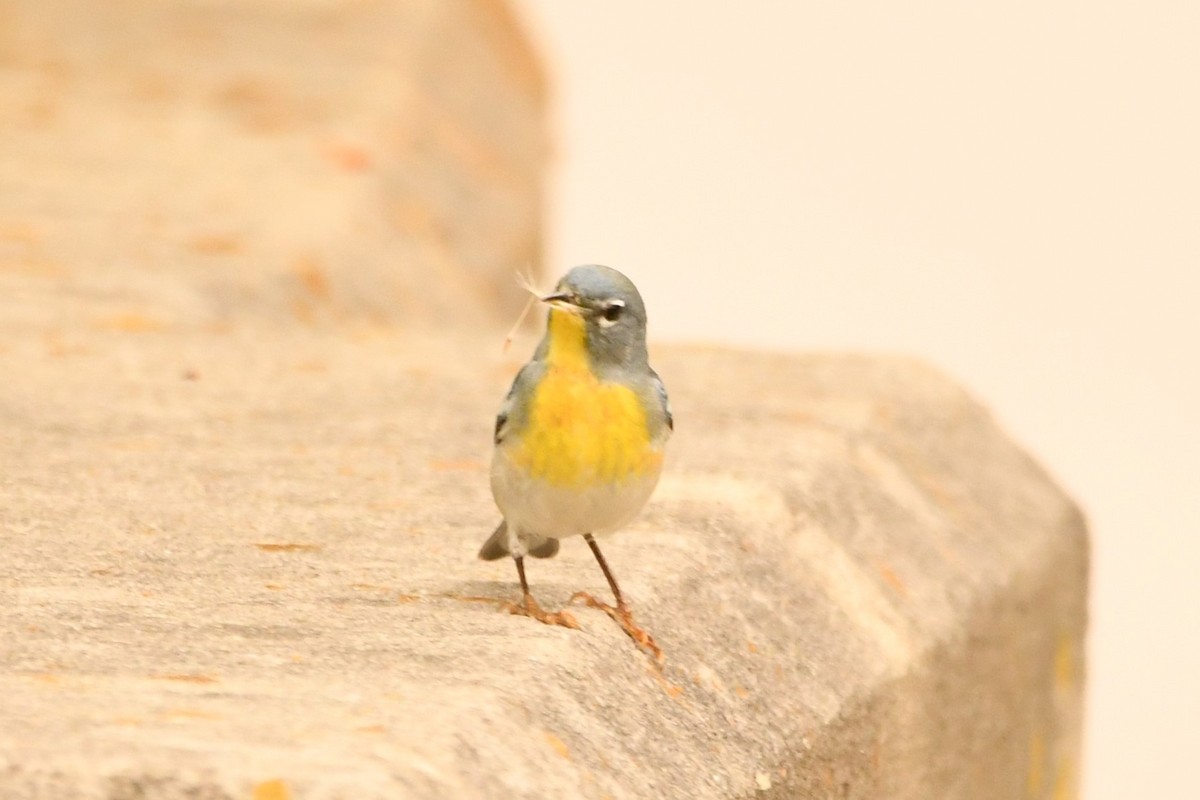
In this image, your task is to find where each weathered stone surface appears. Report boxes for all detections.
[0,326,1087,799]
[0,2,1088,796]
[0,0,545,330]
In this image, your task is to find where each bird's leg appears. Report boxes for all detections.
[570,534,663,663]
[505,556,579,629]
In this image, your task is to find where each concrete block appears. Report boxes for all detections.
[0,329,1088,798]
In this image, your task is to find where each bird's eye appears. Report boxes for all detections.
[601,300,625,323]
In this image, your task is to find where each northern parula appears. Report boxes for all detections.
[479,264,672,660]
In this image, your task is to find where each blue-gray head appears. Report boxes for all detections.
[536,264,650,371]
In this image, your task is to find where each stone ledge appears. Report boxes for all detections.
[0,0,545,330]
[0,329,1088,799]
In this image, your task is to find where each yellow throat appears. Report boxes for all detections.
[512,309,662,488]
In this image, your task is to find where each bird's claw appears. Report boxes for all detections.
[569,591,664,664]
[505,593,580,630]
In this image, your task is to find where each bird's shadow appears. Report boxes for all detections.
[434,579,583,610]
[315,580,508,610]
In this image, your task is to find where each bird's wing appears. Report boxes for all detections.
[648,367,673,433]
[494,361,543,445]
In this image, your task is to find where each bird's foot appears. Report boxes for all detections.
[505,593,580,630]
[569,592,664,664]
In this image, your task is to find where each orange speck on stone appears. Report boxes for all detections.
[434,593,497,605]
[294,257,331,300]
[1055,634,1074,689]
[1028,730,1045,796]
[0,221,42,244]
[187,234,242,255]
[746,641,758,654]
[1053,757,1075,800]
[321,140,373,172]
[94,313,166,333]
[543,731,571,759]
[252,779,292,800]
[254,543,323,553]
[733,685,750,699]
[157,674,218,684]
[877,563,908,598]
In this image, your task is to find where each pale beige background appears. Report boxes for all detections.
[512,2,1199,797]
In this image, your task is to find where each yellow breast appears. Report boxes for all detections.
[510,309,663,488]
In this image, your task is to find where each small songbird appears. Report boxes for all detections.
[480,265,672,660]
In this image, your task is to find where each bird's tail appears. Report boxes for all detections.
[477,522,509,560]
[477,521,560,560]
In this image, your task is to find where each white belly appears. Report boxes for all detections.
[490,447,663,545]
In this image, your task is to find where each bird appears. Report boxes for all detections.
[480,264,672,660]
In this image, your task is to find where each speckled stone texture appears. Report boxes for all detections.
[0,0,545,330]
[0,328,1087,799]
[0,1,1087,798]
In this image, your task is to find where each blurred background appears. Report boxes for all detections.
[511,2,1199,798]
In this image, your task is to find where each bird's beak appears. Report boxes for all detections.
[539,291,585,314]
